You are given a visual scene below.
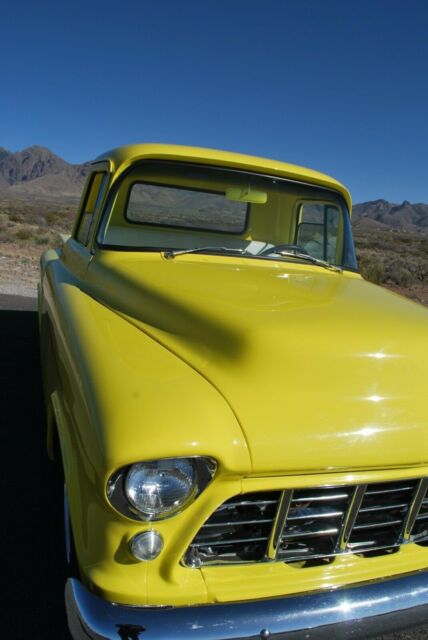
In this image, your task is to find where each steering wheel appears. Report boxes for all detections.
[258,244,310,257]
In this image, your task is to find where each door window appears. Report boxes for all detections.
[76,172,108,246]
[296,203,340,263]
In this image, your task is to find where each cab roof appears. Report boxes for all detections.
[94,143,352,211]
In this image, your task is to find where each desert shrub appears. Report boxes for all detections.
[414,262,428,282]
[0,228,11,243]
[37,225,54,237]
[359,257,385,284]
[386,262,414,286]
[15,228,33,241]
[0,213,11,242]
[362,237,389,251]
[45,211,60,225]
[36,236,49,245]
[9,213,23,223]
[0,213,9,229]
[416,239,428,258]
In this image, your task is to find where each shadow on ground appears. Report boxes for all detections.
[0,303,70,639]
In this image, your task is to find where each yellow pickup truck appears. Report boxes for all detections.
[39,144,428,639]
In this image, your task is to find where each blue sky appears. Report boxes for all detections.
[1,0,427,203]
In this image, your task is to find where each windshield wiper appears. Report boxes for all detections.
[163,245,342,272]
[163,247,250,259]
[269,249,343,273]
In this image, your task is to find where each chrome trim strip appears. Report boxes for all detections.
[282,526,339,540]
[291,491,349,502]
[220,499,278,508]
[287,509,344,521]
[191,535,269,548]
[266,490,293,560]
[353,518,402,530]
[338,484,366,551]
[66,571,428,640]
[359,502,408,513]
[365,485,415,495]
[403,477,428,541]
[204,518,274,527]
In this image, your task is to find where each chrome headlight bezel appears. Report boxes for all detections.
[107,456,217,521]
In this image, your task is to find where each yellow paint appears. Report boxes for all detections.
[94,143,352,211]
[39,144,428,607]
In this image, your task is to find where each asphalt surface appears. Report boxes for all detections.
[1,293,427,640]
[1,294,70,638]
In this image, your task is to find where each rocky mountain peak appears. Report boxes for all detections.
[353,199,428,233]
[0,145,89,195]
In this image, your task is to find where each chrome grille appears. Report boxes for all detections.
[409,480,428,544]
[347,481,418,555]
[185,491,281,567]
[276,486,353,563]
[185,477,428,567]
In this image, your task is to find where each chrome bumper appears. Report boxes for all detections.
[66,571,428,639]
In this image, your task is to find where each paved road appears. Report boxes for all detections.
[0,295,69,638]
[1,294,427,640]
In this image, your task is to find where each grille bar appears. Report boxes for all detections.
[359,502,408,513]
[353,519,403,530]
[407,479,428,542]
[266,490,293,560]
[291,493,349,502]
[365,486,415,496]
[218,499,278,509]
[287,509,345,521]
[282,527,340,539]
[204,518,273,527]
[184,478,427,568]
[190,535,269,547]
[339,485,367,551]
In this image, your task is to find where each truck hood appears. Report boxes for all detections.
[88,253,428,474]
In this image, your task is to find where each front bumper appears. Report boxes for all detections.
[66,570,428,640]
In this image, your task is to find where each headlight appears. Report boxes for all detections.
[126,459,196,518]
[107,457,217,521]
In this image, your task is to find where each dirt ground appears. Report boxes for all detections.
[0,241,42,296]
[387,282,428,306]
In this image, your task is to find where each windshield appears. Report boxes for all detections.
[98,161,357,270]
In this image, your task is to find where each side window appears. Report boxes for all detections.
[326,206,340,261]
[296,203,340,263]
[76,172,108,246]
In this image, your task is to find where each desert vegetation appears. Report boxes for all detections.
[0,198,79,295]
[0,197,427,306]
[355,229,427,305]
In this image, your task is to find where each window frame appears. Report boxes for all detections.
[95,160,358,272]
[74,168,110,248]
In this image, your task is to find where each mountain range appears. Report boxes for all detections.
[0,145,89,199]
[352,199,428,233]
[0,146,427,232]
